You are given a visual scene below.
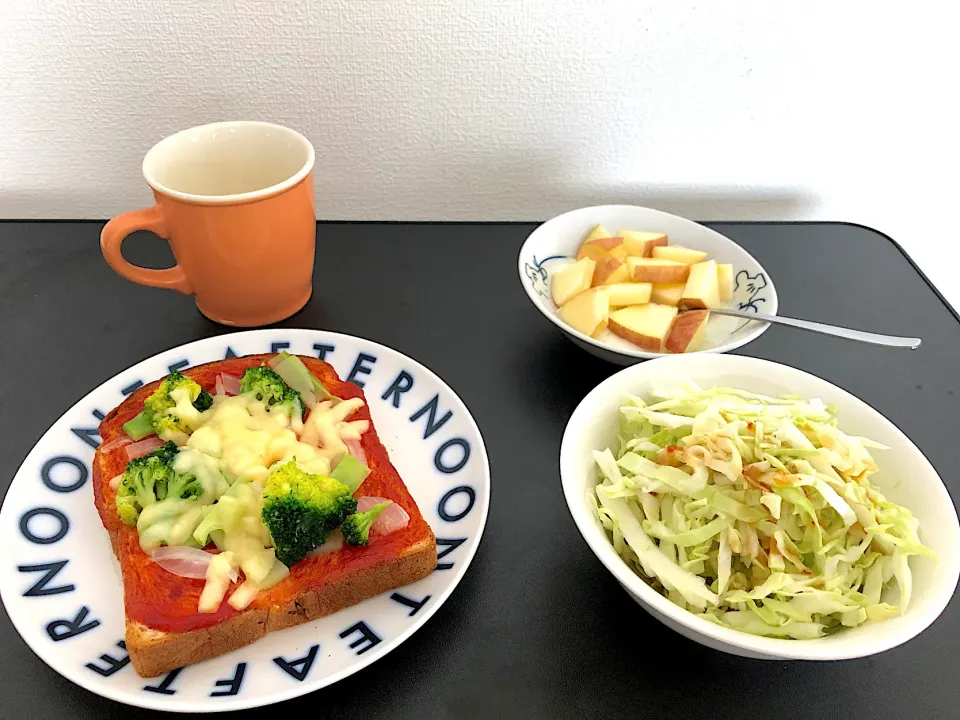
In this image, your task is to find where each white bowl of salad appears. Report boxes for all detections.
[560,354,960,659]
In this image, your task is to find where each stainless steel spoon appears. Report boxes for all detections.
[708,307,921,349]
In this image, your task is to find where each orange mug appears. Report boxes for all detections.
[101,121,316,326]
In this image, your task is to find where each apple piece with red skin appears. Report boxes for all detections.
[679,260,720,310]
[619,230,668,258]
[578,236,628,263]
[592,256,630,286]
[608,303,678,352]
[627,258,690,284]
[665,309,710,353]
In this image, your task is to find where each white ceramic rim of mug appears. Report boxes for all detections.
[141,121,316,205]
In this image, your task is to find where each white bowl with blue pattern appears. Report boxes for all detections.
[518,205,778,364]
[0,330,490,712]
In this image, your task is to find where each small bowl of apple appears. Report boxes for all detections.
[518,205,778,364]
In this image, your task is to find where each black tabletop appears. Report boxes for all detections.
[1,221,958,719]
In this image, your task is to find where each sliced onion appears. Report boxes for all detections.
[357,496,389,512]
[151,546,239,582]
[126,435,165,460]
[109,474,124,490]
[100,435,132,453]
[266,355,283,369]
[217,373,241,396]
[345,438,367,466]
[308,530,344,556]
[356,496,409,537]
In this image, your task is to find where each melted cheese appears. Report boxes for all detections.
[186,393,337,483]
[172,447,229,503]
[198,551,238,613]
[300,398,367,465]
[169,385,205,430]
[168,386,369,614]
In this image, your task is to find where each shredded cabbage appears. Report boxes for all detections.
[593,380,935,638]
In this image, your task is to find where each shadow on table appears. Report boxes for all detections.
[506,329,622,437]
[523,551,851,720]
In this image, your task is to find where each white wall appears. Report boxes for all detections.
[2,1,958,306]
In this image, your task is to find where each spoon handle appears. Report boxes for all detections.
[708,307,921,349]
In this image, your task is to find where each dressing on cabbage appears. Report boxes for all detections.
[591,381,935,638]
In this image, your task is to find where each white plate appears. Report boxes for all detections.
[0,330,490,712]
[518,205,778,364]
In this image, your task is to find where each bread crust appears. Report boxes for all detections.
[94,354,436,677]
[127,608,269,678]
[267,536,437,632]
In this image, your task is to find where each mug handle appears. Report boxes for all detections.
[100,206,193,294]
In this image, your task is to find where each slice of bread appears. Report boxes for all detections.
[93,354,437,677]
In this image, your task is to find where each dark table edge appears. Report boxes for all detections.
[5,218,955,323]
[716,220,960,325]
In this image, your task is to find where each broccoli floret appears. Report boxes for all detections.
[240,366,304,417]
[121,411,155,441]
[114,441,202,525]
[123,370,212,441]
[144,370,211,417]
[165,468,204,501]
[150,413,188,442]
[261,461,357,565]
[341,502,390,546]
[192,389,213,412]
